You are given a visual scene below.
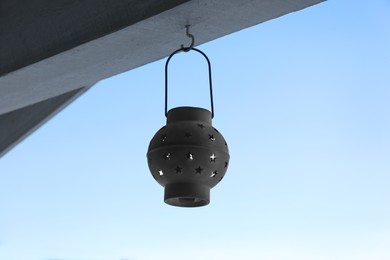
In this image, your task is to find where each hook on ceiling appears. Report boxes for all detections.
[181,25,195,52]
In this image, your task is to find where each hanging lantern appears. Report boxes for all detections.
[147,26,230,207]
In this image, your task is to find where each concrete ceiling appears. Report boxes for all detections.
[0,0,325,157]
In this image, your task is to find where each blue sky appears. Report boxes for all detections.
[1,1,389,259]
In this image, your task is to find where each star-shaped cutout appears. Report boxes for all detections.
[161,134,167,142]
[210,170,218,178]
[195,166,203,174]
[186,152,194,161]
[163,153,171,160]
[210,154,216,163]
[185,132,192,139]
[158,170,164,176]
[224,161,229,168]
[197,123,205,129]
[175,166,182,174]
[208,134,216,141]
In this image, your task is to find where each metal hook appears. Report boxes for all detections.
[181,25,195,52]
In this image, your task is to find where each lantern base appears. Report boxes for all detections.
[164,183,210,207]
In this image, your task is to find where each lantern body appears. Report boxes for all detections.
[147,106,229,207]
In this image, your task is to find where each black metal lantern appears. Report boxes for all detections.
[147,26,230,207]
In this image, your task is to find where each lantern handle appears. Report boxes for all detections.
[165,47,215,118]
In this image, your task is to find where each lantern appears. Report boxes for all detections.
[146,26,230,207]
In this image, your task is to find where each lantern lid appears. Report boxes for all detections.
[167,106,212,124]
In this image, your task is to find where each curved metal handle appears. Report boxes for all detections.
[165,47,214,118]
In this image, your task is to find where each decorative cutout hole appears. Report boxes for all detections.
[163,153,171,160]
[224,162,229,168]
[210,154,216,163]
[210,170,218,178]
[175,166,183,174]
[197,123,205,129]
[158,170,164,176]
[208,134,216,141]
[185,132,192,139]
[161,134,167,142]
[195,166,203,174]
[186,152,194,161]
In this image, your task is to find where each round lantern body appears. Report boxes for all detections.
[147,106,230,207]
